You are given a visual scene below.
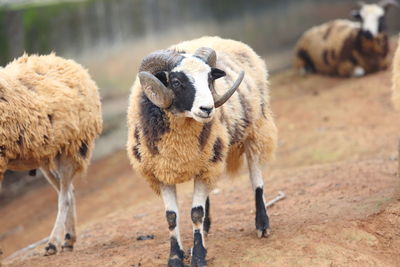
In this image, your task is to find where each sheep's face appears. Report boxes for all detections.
[353,4,386,39]
[156,56,226,123]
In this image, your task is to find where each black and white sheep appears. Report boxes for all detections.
[127,36,277,266]
[294,0,398,77]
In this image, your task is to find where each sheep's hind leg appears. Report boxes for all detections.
[161,184,185,267]
[190,179,210,267]
[44,159,76,255]
[245,149,270,238]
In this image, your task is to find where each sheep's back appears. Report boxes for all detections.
[295,20,360,75]
[0,54,102,171]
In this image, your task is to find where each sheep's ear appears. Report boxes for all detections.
[351,9,362,20]
[155,71,169,87]
[211,68,226,80]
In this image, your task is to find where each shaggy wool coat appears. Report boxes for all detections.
[127,36,277,194]
[294,20,390,77]
[0,54,102,177]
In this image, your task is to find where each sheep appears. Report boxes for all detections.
[127,36,277,267]
[0,54,102,256]
[393,37,400,110]
[294,0,398,77]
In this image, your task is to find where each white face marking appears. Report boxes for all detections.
[360,5,384,37]
[173,57,215,123]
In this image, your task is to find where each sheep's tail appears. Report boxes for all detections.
[393,38,400,110]
[226,144,245,174]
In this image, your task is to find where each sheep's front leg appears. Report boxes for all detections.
[246,149,270,238]
[161,185,184,267]
[190,179,210,267]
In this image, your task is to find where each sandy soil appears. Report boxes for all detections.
[1,60,400,266]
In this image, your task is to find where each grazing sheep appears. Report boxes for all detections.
[127,36,277,267]
[393,37,400,110]
[0,54,102,255]
[294,0,398,77]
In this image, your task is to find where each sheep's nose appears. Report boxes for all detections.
[362,30,373,40]
[199,106,214,115]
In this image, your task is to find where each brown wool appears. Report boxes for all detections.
[294,19,390,77]
[0,53,102,182]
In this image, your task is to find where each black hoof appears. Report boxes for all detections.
[191,230,207,267]
[255,187,270,238]
[61,244,74,252]
[168,257,184,267]
[257,227,271,238]
[44,243,57,256]
[190,257,207,267]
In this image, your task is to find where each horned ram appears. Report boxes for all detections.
[127,36,277,266]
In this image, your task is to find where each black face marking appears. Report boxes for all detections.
[169,236,184,261]
[192,229,207,266]
[29,169,36,176]
[204,197,211,234]
[0,145,5,157]
[79,142,88,158]
[255,187,269,235]
[166,211,177,230]
[191,206,204,224]
[297,49,316,73]
[168,71,196,112]
[139,92,170,155]
[65,233,71,240]
[210,137,223,163]
[198,121,213,150]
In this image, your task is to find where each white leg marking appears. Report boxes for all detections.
[245,149,264,191]
[160,184,182,249]
[46,157,75,254]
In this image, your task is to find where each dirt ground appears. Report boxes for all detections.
[1,57,400,266]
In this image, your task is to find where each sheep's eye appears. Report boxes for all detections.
[172,79,181,88]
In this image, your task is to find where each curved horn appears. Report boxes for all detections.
[139,71,174,108]
[140,49,183,73]
[194,47,217,67]
[213,71,245,108]
[378,0,399,8]
[138,50,183,108]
